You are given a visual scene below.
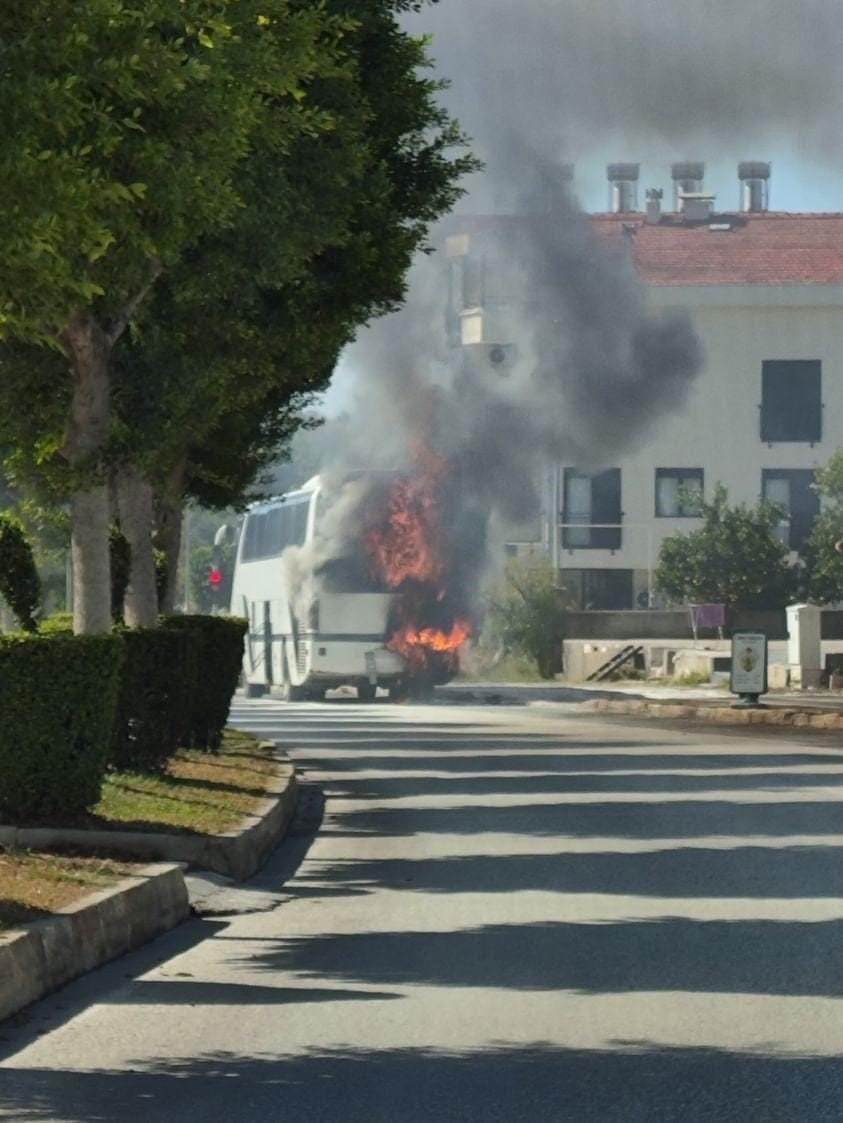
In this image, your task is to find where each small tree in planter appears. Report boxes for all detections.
[485,558,567,678]
[656,484,796,615]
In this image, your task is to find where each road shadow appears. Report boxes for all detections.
[326,798,843,840]
[243,915,843,997]
[320,771,843,798]
[1,1043,842,1121]
[283,844,843,899]
[317,749,843,773]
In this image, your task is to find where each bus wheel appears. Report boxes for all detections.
[357,682,377,702]
[245,682,267,698]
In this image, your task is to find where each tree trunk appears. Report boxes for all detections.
[115,464,159,628]
[60,310,113,635]
[70,487,112,633]
[154,456,187,614]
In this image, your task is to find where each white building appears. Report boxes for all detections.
[444,162,843,609]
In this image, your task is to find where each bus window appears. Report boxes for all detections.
[241,513,261,562]
[263,508,284,556]
[241,498,311,563]
[290,501,310,547]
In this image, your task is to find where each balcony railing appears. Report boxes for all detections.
[560,521,623,550]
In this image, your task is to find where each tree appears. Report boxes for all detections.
[800,450,843,604]
[0,1,339,631]
[7,0,478,621]
[119,0,477,612]
[485,559,567,678]
[655,484,795,613]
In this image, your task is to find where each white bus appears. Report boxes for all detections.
[230,476,405,700]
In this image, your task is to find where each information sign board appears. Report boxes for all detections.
[730,632,768,699]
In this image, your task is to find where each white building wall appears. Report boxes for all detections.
[554,286,843,588]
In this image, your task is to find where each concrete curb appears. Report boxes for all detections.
[0,744,299,882]
[575,697,843,731]
[0,862,188,1023]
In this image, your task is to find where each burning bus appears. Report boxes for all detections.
[230,457,474,701]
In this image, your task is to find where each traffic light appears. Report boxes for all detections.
[208,565,223,603]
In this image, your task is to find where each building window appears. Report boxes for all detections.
[761,469,819,551]
[562,469,622,549]
[655,468,704,517]
[761,360,822,443]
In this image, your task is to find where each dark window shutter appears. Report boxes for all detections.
[591,469,622,549]
[761,361,822,442]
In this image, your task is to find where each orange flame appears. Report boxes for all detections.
[387,619,473,671]
[365,445,448,589]
[364,443,473,679]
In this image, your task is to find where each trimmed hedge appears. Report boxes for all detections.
[164,615,248,750]
[111,627,200,772]
[0,633,123,821]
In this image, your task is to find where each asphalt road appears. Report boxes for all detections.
[2,698,843,1121]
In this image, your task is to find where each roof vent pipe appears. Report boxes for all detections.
[671,161,705,210]
[645,187,663,225]
[738,161,770,213]
[607,163,640,213]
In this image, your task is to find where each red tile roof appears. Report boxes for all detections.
[593,212,843,286]
[446,212,843,286]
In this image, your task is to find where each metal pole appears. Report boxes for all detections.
[549,462,560,574]
[65,548,73,614]
[183,505,191,613]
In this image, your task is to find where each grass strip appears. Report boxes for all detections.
[0,851,136,931]
[92,729,280,836]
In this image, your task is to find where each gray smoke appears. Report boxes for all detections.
[405,0,843,209]
[288,0,836,614]
[337,157,702,532]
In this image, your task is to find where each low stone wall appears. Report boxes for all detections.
[0,747,298,882]
[560,609,791,640]
[579,696,843,731]
[0,863,188,1023]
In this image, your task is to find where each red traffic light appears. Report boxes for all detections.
[208,566,223,588]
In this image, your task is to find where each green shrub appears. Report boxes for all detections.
[484,559,567,678]
[111,627,200,772]
[0,633,123,821]
[0,516,41,632]
[38,611,74,635]
[163,614,247,749]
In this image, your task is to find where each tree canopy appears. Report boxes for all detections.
[655,484,795,612]
[0,1,476,626]
[800,451,843,604]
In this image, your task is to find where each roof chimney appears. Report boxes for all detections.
[607,163,640,213]
[738,161,770,213]
[645,187,663,225]
[671,161,705,211]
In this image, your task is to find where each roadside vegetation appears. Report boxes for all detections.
[0,1,475,634]
[655,484,795,613]
[93,731,279,836]
[473,559,569,680]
